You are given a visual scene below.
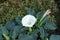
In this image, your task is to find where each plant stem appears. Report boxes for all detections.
[45,37,48,40]
[29,27,32,32]
[38,16,44,26]
[3,33,10,40]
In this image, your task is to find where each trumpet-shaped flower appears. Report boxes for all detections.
[40,9,51,22]
[43,9,51,18]
[21,15,37,27]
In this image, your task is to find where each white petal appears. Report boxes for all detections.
[21,15,37,27]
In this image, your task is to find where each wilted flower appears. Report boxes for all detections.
[40,9,51,22]
[21,15,37,27]
[43,9,51,18]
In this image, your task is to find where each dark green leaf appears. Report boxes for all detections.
[32,29,39,40]
[43,16,50,23]
[0,37,3,40]
[49,35,60,40]
[27,8,35,15]
[0,26,9,35]
[15,16,21,25]
[11,26,23,40]
[44,22,57,30]
[0,27,2,36]
[18,34,34,40]
[39,27,48,39]
[5,19,15,30]
[36,12,43,20]
[0,26,3,40]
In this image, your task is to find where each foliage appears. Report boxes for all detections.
[0,0,59,40]
[49,35,60,40]
[0,8,58,40]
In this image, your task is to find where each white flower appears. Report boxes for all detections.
[21,15,37,27]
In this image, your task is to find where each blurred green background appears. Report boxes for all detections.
[0,0,58,25]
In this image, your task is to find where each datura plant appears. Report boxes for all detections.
[0,8,59,40]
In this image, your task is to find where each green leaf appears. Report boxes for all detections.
[0,26,3,40]
[5,19,15,31]
[11,25,23,40]
[39,27,48,39]
[32,29,39,40]
[0,28,2,36]
[27,8,35,15]
[18,34,34,40]
[50,35,60,40]
[0,26,9,35]
[43,16,50,23]
[36,12,43,20]
[0,26,9,40]
[18,29,38,40]
[44,22,57,30]
[0,37,3,40]
[15,16,21,25]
